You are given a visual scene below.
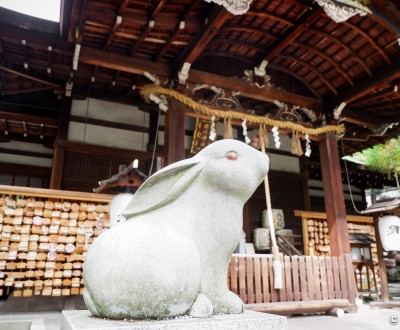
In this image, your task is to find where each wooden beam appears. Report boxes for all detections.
[291,41,354,86]
[319,133,350,256]
[326,60,400,110]
[0,65,61,89]
[307,28,372,77]
[155,0,203,62]
[0,111,58,126]
[78,47,323,111]
[50,98,71,189]
[340,109,382,129]
[278,53,338,95]
[175,6,232,66]
[259,5,323,63]
[189,69,323,111]
[130,0,167,56]
[79,47,172,77]
[1,86,53,96]
[343,21,391,64]
[164,99,185,166]
[246,299,350,315]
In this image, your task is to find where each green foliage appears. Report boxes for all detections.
[353,137,400,175]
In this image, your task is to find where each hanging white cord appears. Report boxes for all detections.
[259,130,282,289]
[148,107,162,176]
[83,83,92,146]
[341,139,363,214]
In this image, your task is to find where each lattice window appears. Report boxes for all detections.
[0,173,48,188]
[62,152,148,192]
[0,174,13,185]
[14,176,28,187]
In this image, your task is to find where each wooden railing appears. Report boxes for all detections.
[228,254,357,313]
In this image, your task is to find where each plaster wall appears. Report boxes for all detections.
[0,141,53,167]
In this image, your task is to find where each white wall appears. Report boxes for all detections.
[0,141,53,167]
[69,99,150,151]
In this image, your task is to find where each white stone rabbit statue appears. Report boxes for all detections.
[83,139,269,319]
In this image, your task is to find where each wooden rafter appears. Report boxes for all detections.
[244,11,295,27]
[175,6,232,67]
[353,99,400,112]
[307,28,372,77]
[267,62,322,99]
[291,41,354,86]
[343,21,391,65]
[0,65,61,89]
[154,0,202,62]
[130,0,167,56]
[278,54,338,95]
[340,109,381,129]
[221,25,278,40]
[326,60,400,110]
[350,86,397,106]
[258,5,323,63]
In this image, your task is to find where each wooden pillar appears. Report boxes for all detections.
[147,109,159,152]
[50,98,71,189]
[374,217,389,302]
[300,157,311,211]
[319,132,350,256]
[164,99,186,165]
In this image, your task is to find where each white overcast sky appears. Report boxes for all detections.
[0,0,61,22]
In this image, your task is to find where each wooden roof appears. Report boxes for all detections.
[0,0,399,156]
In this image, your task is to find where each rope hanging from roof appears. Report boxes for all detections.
[140,84,345,136]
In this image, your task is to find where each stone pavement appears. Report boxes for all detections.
[287,303,400,330]
[0,302,399,329]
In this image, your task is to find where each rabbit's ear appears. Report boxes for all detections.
[121,156,205,219]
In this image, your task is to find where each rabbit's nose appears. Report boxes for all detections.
[226,151,238,160]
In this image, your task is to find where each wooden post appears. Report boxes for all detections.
[319,132,350,256]
[50,98,71,189]
[164,99,186,165]
[300,157,311,211]
[374,217,389,302]
[50,140,66,189]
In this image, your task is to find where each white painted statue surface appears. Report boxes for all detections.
[83,139,269,320]
[109,193,134,227]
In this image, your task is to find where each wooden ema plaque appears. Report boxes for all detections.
[0,188,111,298]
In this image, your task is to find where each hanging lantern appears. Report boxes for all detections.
[379,215,400,251]
[315,0,371,23]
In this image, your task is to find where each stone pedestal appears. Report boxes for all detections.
[61,310,288,330]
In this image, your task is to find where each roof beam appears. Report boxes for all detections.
[175,6,232,67]
[325,60,400,110]
[130,0,167,56]
[188,69,322,111]
[258,5,323,63]
[79,47,172,77]
[0,65,61,89]
[78,47,322,111]
[340,109,381,129]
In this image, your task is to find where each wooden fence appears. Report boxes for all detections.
[228,254,357,313]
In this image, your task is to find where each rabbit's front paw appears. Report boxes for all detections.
[212,290,244,314]
[189,293,213,318]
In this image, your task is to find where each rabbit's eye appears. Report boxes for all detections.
[226,151,238,160]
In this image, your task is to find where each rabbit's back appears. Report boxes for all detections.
[83,219,201,319]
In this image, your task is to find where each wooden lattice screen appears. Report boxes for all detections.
[62,151,147,192]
